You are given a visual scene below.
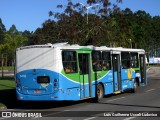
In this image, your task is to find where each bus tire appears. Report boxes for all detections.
[132,81,138,93]
[96,84,104,102]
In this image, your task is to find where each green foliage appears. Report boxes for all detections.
[0,23,28,66]
[8,24,19,37]
[0,18,6,44]
[32,0,160,52]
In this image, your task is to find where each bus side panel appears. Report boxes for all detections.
[104,81,114,95]
[103,70,114,94]
[58,73,81,101]
[92,70,114,95]
[121,68,135,91]
[121,69,129,91]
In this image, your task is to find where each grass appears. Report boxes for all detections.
[0,66,14,71]
[0,79,15,90]
[0,77,15,109]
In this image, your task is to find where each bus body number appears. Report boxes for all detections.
[20,75,26,78]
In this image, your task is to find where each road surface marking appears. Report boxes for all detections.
[83,117,96,120]
[5,109,14,111]
[145,89,155,92]
[123,117,136,120]
[64,110,70,111]
[107,97,125,102]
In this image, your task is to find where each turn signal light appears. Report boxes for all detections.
[16,80,20,83]
[17,84,21,87]
[54,79,57,82]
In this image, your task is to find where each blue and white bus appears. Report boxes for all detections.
[15,43,147,102]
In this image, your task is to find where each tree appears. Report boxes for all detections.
[0,18,6,44]
[22,30,34,45]
[32,0,124,46]
[133,10,152,50]
[150,16,160,50]
[4,32,27,66]
[31,0,160,52]
[8,24,19,37]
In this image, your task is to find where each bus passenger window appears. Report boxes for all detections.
[121,52,130,69]
[64,62,73,73]
[62,51,77,73]
[93,60,101,71]
[131,53,138,68]
[102,52,111,70]
[92,51,102,71]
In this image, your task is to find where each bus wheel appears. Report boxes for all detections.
[132,81,138,93]
[96,84,104,102]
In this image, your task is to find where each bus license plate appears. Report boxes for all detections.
[34,90,41,94]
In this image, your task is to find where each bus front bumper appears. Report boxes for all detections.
[16,90,60,101]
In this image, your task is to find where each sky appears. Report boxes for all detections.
[0,0,160,32]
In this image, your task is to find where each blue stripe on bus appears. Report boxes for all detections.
[16,69,135,101]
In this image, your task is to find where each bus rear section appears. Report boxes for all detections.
[16,45,60,101]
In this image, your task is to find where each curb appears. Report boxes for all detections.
[146,67,151,73]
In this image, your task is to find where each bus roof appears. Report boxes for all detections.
[17,42,145,53]
[17,42,94,51]
[95,46,145,53]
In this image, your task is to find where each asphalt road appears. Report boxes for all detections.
[1,67,160,120]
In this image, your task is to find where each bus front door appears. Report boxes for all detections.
[78,54,92,99]
[112,54,121,93]
[139,54,147,85]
